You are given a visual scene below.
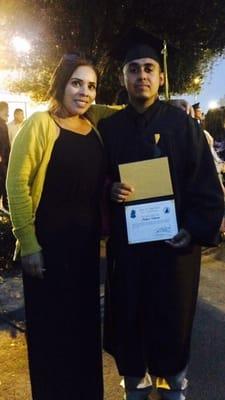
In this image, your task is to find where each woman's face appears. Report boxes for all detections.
[62,65,97,116]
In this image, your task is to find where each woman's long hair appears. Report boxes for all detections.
[205,107,225,141]
[48,52,98,114]
[205,107,225,160]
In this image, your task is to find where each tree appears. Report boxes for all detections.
[219,95,225,107]
[1,0,225,103]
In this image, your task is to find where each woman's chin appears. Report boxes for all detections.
[68,106,89,116]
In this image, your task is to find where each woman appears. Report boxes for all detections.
[6,53,110,400]
[205,107,225,236]
[205,107,225,161]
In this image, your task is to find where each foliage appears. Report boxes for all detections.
[0,0,225,102]
[9,67,53,102]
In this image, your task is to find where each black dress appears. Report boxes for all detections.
[98,100,224,377]
[23,128,105,400]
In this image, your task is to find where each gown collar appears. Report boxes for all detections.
[126,98,161,123]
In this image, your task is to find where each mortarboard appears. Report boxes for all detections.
[192,102,201,110]
[110,27,176,68]
[110,27,163,67]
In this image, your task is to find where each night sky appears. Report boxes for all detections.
[181,56,225,113]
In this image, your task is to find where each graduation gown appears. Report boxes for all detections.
[98,100,224,377]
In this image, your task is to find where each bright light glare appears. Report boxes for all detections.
[208,100,219,110]
[193,77,200,85]
[12,36,31,53]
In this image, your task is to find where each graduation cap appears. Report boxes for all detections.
[192,102,201,110]
[111,27,165,68]
[110,27,177,100]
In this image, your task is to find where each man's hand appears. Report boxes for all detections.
[165,228,191,249]
[21,251,46,279]
[111,182,134,203]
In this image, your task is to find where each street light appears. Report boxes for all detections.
[11,36,31,82]
[193,77,200,85]
[11,36,31,54]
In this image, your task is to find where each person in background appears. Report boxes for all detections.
[205,107,225,236]
[8,108,25,144]
[98,28,224,400]
[170,99,225,238]
[0,101,10,209]
[169,99,191,115]
[170,100,225,191]
[192,102,203,124]
[6,52,116,400]
[169,99,196,118]
[205,107,225,161]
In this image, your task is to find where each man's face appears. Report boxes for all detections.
[122,58,164,105]
[0,106,9,122]
[15,110,24,124]
[194,107,202,120]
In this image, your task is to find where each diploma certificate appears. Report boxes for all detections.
[125,199,178,244]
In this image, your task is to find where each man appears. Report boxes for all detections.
[0,101,10,209]
[7,108,24,144]
[192,102,203,124]
[98,28,224,400]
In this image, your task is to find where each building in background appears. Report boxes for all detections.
[0,90,47,121]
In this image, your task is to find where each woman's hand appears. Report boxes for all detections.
[111,182,134,203]
[21,251,46,279]
[165,228,191,249]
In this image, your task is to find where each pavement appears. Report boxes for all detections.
[0,244,224,399]
[188,246,225,400]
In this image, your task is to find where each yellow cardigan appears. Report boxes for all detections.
[6,105,121,257]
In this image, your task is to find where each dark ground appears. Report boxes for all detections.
[0,243,224,400]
